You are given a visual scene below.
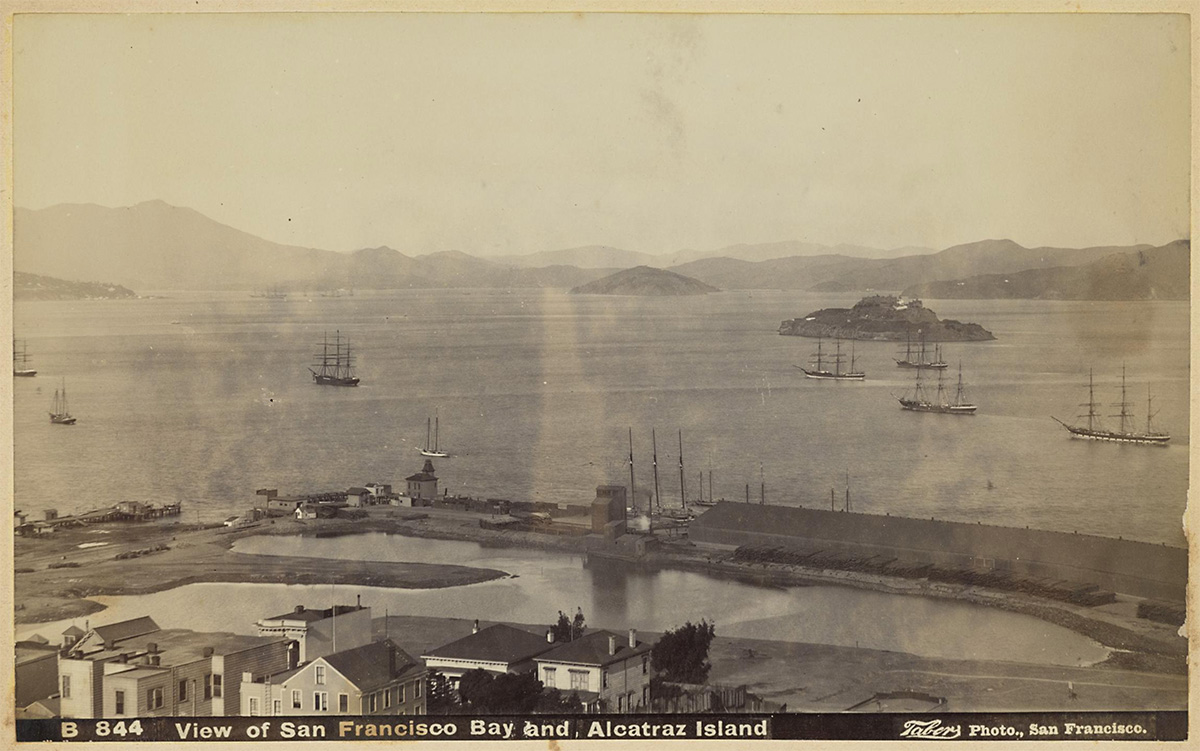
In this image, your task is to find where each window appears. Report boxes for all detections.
[292,690,301,709]
[178,679,188,701]
[383,688,392,709]
[114,690,125,716]
[272,700,281,716]
[367,693,378,713]
[148,687,164,710]
[61,676,71,699]
[212,674,223,699]
[315,665,326,685]
[617,695,624,712]
[642,656,649,675]
[602,670,608,689]
[248,697,259,716]
[338,694,349,713]
[415,680,422,698]
[398,684,405,703]
[203,674,213,700]
[544,668,556,688]
[314,692,328,712]
[569,670,588,691]
[642,685,648,706]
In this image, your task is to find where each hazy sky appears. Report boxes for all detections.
[13,12,1191,255]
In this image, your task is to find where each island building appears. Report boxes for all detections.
[56,616,294,719]
[689,502,1187,602]
[421,622,556,688]
[239,639,426,717]
[254,600,372,664]
[534,629,653,713]
[406,459,439,501]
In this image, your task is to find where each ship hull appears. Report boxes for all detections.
[418,449,449,457]
[1063,426,1170,444]
[895,360,948,369]
[311,373,359,387]
[801,368,865,381]
[898,398,976,414]
[49,413,76,425]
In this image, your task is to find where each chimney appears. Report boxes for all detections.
[243,672,253,683]
[146,642,158,654]
[202,646,214,658]
[546,629,554,643]
[608,635,617,656]
[294,605,305,614]
[628,629,637,648]
[356,594,362,608]
[472,619,479,634]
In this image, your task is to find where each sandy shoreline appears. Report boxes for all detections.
[13,506,1186,684]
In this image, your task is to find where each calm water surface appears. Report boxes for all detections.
[17,533,1110,667]
[13,291,1188,544]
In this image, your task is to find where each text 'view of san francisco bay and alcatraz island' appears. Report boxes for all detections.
[10,9,1190,745]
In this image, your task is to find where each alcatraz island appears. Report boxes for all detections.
[779,295,996,341]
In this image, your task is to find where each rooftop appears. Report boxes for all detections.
[535,630,653,668]
[424,624,553,666]
[260,604,367,624]
[323,639,423,692]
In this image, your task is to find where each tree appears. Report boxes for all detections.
[651,620,716,684]
[456,669,544,714]
[549,607,586,643]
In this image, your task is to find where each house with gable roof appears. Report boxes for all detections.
[534,629,654,713]
[254,600,372,664]
[239,639,426,716]
[421,622,555,688]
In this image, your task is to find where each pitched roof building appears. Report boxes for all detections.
[422,623,555,685]
[240,639,426,716]
[534,629,654,713]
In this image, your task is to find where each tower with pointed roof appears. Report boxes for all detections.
[406,458,439,501]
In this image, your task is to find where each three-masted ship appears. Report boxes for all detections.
[309,330,360,386]
[13,339,36,377]
[796,338,865,380]
[895,332,947,369]
[1052,367,1169,444]
[898,362,976,414]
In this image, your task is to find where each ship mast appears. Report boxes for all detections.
[1080,369,1100,431]
[955,362,967,406]
[1111,364,1133,434]
[1146,385,1159,435]
[678,429,686,510]
[652,429,661,513]
[627,428,636,517]
[935,368,946,406]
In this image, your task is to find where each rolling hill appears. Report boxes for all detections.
[569,266,719,296]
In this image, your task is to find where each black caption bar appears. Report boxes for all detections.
[16,712,1187,743]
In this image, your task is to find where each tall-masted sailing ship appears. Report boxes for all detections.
[309,330,360,386]
[13,339,36,377]
[50,379,77,424]
[1052,367,1169,444]
[895,332,947,369]
[898,362,976,415]
[796,338,865,380]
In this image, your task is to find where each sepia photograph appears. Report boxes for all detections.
[5,4,1193,746]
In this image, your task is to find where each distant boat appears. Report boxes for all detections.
[13,339,36,377]
[251,286,289,300]
[309,330,360,386]
[49,379,76,424]
[895,332,948,370]
[898,362,976,415]
[1052,367,1169,445]
[796,338,865,380]
[419,414,449,457]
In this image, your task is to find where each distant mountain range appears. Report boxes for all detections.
[12,201,1188,300]
[903,241,1190,300]
[570,266,718,296]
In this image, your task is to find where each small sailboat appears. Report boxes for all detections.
[419,413,449,457]
[13,339,36,377]
[49,379,77,424]
[796,338,865,380]
[1052,366,1169,444]
[898,362,977,414]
